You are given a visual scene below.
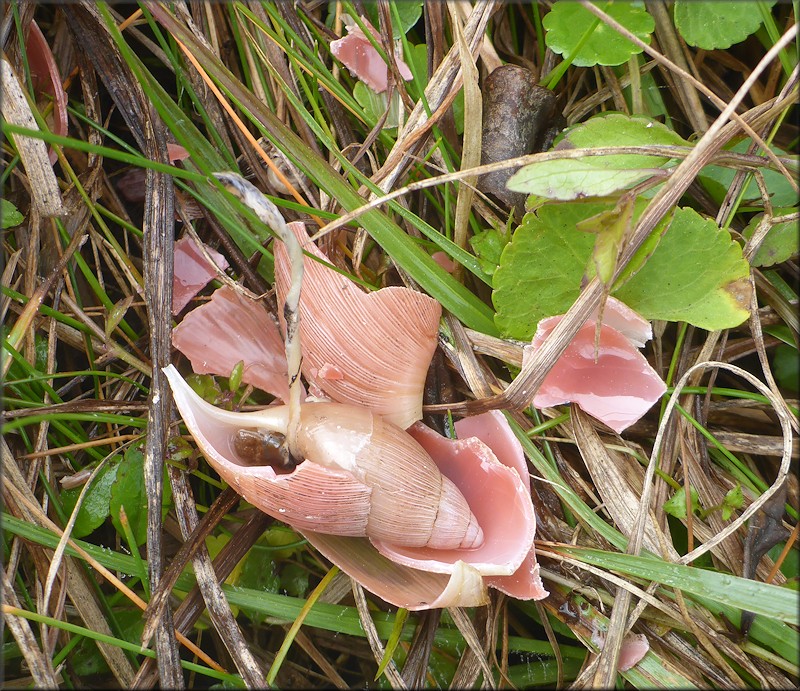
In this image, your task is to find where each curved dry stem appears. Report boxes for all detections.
[212,172,304,455]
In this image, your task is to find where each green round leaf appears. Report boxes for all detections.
[363,0,423,38]
[544,2,654,67]
[109,445,173,547]
[616,207,751,329]
[557,113,689,152]
[674,1,775,50]
[743,208,799,267]
[1,199,24,229]
[508,159,657,200]
[492,202,607,339]
[699,140,799,209]
[773,344,799,393]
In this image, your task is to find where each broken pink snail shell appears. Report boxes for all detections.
[163,364,483,550]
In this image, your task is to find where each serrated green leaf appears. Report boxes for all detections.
[494,202,751,339]
[1,198,24,229]
[469,228,508,276]
[280,563,310,598]
[721,485,744,521]
[353,81,404,128]
[493,202,607,339]
[509,114,686,200]
[743,208,799,267]
[663,485,700,520]
[236,549,281,623]
[615,207,751,329]
[674,1,775,50]
[60,461,121,538]
[543,2,654,67]
[773,344,799,393]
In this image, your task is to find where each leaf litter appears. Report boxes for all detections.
[1,2,798,689]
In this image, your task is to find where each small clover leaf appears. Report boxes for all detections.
[1,199,24,229]
[743,208,799,267]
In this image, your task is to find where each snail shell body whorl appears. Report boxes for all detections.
[290,403,484,550]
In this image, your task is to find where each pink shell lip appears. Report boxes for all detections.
[164,364,373,536]
[377,422,535,576]
[274,222,441,430]
[302,533,490,611]
[370,410,547,602]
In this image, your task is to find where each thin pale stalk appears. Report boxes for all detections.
[212,172,304,453]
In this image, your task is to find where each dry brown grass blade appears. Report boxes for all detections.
[448,0,482,274]
[401,609,442,688]
[2,572,58,687]
[572,407,679,560]
[168,469,266,687]
[644,0,708,134]
[589,28,796,669]
[62,4,182,682]
[141,486,239,648]
[448,607,495,689]
[374,1,497,192]
[352,582,407,689]
[2,229,86,381]
[133,510,272,689]
[0,57,64,217]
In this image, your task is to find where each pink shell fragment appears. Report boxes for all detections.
[304,533,489,610]
[317,364,344,380]
[274,222,441,429]
[172,236,230,315]
[618,633,649,671]
[330,17,413,93]
[167,143,190,162]
[431,251,457,273]
[172,285,290,401]
[526,300,666,433]
[590,296,653,348]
